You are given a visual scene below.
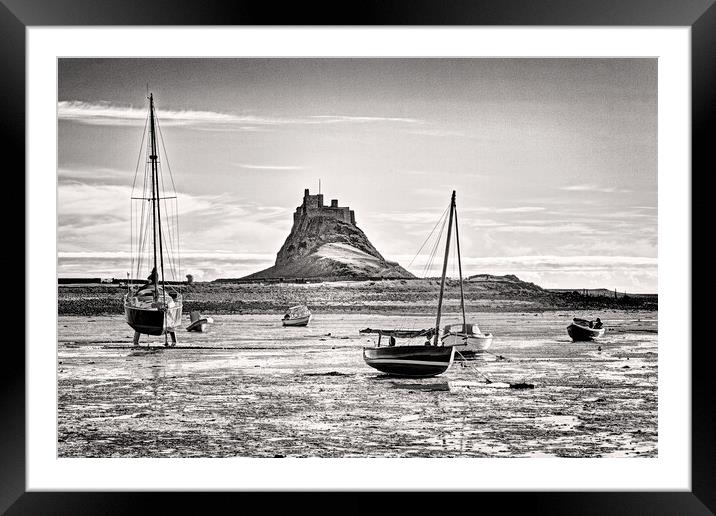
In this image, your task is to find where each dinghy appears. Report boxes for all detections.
[282,305,312,326]
[567,318,606,341]
[186,311,213,332]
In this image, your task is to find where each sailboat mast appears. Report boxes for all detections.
[454,200,467,332]
[148,94,159,299]
[148,93,166,299]
[434,190,456,345]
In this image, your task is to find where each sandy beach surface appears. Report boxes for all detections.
[58,309,657,458]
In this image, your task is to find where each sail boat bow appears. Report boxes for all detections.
[124,93,183,345]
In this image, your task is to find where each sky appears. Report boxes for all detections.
[57,58,657,292]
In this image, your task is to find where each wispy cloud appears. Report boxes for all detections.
[461,218,507,229]
[58,101,238,127]
[559,184,632,194]
[58,101,423,129]
[59,251,275,261]
[370,206,545,225]
[236,163,305,171]
[58,251,276,282]
[400,254,658,270]
[461,206,546,214]
[59,166,129,186]
[405,128,480,139]
[58,182,290,257]
[400,170,431,176]
[398,254,657,291]
[492,223,601,235]
[310,115,421,124]
[366,211,449,225]
[496,206,546,213]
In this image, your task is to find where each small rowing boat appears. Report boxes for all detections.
[567,318,606,341]
[186,311,213,332]
[282,305,312,326]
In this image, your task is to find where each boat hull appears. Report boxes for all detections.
[125,303,183,336]
[567,323,605,341]
[441,332,493,351]
[186,320,208,332]
[282,314,311,327]
[363,345,455,377]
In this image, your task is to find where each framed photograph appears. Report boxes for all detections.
[9,0,712,513]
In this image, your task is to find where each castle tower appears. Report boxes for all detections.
[295,188,355,225]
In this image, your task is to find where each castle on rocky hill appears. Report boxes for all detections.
[294,189,356,226]
[242,187,414,280]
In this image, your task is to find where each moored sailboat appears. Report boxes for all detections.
[362,190,464,377]
[124,93,183,346]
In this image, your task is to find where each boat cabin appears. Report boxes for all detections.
[359,328,437,347]
[443,323,479,335]
[127,286,179,309]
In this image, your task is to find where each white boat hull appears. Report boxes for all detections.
[441,332,493,351]
[282,314,312,327]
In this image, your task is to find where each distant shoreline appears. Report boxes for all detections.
[58,279,657,317]
[56,276,658,297]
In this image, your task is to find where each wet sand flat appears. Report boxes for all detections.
[58,310,657,457]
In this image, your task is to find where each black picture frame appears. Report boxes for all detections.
[5,0,712,513]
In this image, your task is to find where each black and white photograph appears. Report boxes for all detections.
[56,57,658,459]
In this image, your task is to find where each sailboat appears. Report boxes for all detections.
[361,190,466,377]
[124,93,183,346]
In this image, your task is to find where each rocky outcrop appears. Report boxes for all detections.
[245,189,414,280]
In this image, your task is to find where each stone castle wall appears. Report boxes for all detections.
[294,188,356,225]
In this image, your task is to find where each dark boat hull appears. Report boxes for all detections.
[567,323,605,341]
[125,303,182,336]
[363,345,455,377]
[186,319,209,332]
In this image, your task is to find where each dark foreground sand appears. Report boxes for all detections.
[57,309,657,458]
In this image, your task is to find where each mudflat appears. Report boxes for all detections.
[58,310,657,458]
